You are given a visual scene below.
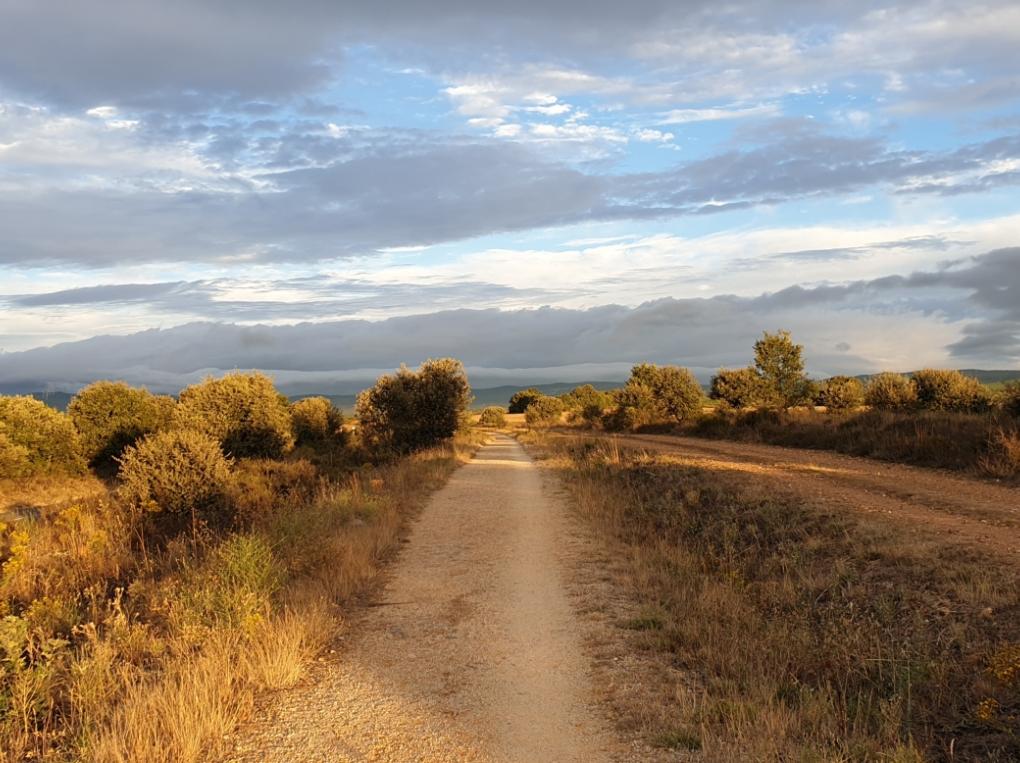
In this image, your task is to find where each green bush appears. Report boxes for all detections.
[710,367,762,409]
[0,396,84,478]
[911,369,992,413]
[174,372,294,458]
[508,388,544,414]
[608,364,702,427]
[118,429,234,533]
[356,358,471,455]
[68,381,175,471]
[754,330,810,408]
[524,396,565,428]
[478,406,507,427]
[817,376,864,411]
[865,372,917,410]
[290,397,344,447]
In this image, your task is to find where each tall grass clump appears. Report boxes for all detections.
[69,381,175,472]
[174,372,294,459]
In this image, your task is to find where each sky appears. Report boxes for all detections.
[1,0,1019,392]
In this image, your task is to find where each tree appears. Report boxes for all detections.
[561,384,613,425]
[710,367,762,409]
[602,364,702,430]
[508,388,543,414]
[864,372,916,410]
[356,358,472,455]
[817,376,864,411]
[68,381,175,471]
[524,396,565,428]
[754,330,809,409]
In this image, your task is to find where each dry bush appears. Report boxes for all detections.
[227,458,319,525]
[174,372,294,459]
[478,406,507,427]
[1000,381,1020,418]
[118,429,234,536]
[979,428,1020,479]
[290,397,344,447]
[816,375,864,410]
[865,372,917,410]
[0,396,84,479]
[68,381,175,471]
[508,388,543,414]
[524,396,565,428]
[912,369,993,413]
[537,435,1020,761]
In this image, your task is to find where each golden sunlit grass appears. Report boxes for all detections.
[526,432,1020,761]
[0,434,480,763]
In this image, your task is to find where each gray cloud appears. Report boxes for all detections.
[2,248,1015,393]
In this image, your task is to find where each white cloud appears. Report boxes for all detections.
[634,128,674,143]
[659,103,779,124]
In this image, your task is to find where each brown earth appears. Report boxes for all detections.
[222,434,633,763]
[553,431,1020,559]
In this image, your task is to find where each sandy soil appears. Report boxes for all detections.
[223,434,627,763]
[563,432,1020,559]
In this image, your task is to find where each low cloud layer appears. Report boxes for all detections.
[2,249,1015,394]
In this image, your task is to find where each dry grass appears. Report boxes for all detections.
[0,433,481,763]
[527,432,1020,762]
[0,473,108,516]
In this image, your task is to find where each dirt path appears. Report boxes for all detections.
[225,434,622,763]
[557,431,1020,558]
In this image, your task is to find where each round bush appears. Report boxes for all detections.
[864,372,917,410]
[508,388,543,414]
[290,397,344,446]
[525,396,565,428]
[0,396,84,478]
[478,406,507,427]
[119,429,233,529]
[911,369,992,413]
[998,381,1020,418]
[818,376,865,411]
[174,372,294,458]
[69,381,175,470]
[710,367,762,409]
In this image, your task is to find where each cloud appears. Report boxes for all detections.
[2,248,1015,393]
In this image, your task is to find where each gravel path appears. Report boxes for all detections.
[225,434,622,762]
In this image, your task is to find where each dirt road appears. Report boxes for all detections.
[557,431,1020,558]
[225,434,621,762]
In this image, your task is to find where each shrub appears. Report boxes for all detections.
[524,396,565,428]
[0,396,84,478]
[478,407,507,427]
[979,428,1020,479]
[174,372,294,458]
[118,429,234,534]
[1000,381,1020,418]
[911,369,992,413]
[754,330,810,408]
[865,372,917,410]
[356,358,471,455]
[290,397,344,447]
[710,367,762,409]
[227,459,319,525]
[602,381,657,431]
[817,376,865,411]
[508,388,543,414]
[612,364,703,425]
[68,381,175,471]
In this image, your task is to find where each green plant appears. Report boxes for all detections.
[753,330,810,408]
[524,396,565,428]
[290,397,344,447]
[912,369,993,413]
[817,375,864,411]
[865,372,917,410]
[356,358,472,455]
[478,406,507,427]
[508,388,544,414]
[174,373,294,459]
[709,367,762,409]
[0,396,84,478]
[118,429,234,535]
[69,381,176,471]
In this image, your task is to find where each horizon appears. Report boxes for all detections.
[2,2,1019,388]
